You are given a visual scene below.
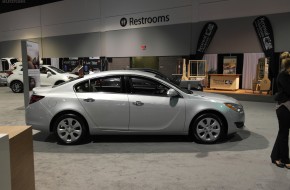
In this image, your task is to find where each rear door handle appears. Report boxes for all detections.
[133,101,144,106]
[83,98,95,102]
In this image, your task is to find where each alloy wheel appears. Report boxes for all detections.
[56,117,83,144]
[11,81,23,93]
[196,117,221,142]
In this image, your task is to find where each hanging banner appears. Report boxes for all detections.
[26,41,40,91]
[195,22,218,60]
[253,16,275,79]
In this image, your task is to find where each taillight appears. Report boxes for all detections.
[29,95,45,104]
[6,70,13,77]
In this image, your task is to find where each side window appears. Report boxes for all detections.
[40,67,48,74]
[130,77,169,96]
[1,60,9,70]
[91,77,122,93]
[75,80,91,92]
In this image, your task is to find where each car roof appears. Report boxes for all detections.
[83,70,156,78]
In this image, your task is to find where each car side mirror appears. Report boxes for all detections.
[167,89,178,97]
[47,71,52,77]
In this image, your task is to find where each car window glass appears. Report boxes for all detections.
[75,76,122,93]
[48,69,56,75]
[130,77,169,96]
[1,60,9,70]
[40,67,48,74]
[75,80,91,92]
[10,59,18,65]
[91,77,121,93]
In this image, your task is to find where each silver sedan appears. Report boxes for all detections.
[26,70,245,145]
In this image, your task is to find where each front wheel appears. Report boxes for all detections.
[10,80,23,93]
[190,113,225,144]
[53,114,87,145]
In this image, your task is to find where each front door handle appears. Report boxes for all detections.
[133,101,144,106]
[83,98,95,102]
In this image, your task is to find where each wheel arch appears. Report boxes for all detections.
[49,110,90,134]
[10,79,23,87]
[10,80,23,93]
[189,109,228,136]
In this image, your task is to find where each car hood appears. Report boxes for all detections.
[63,73,78,78]
[187,91,239,104]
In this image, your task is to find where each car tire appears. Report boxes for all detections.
[10,80,23,93]
[53,114,87,145]
[190,113,225,144]
[55,80,65,85]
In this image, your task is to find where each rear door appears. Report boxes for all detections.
[75,75,129,130]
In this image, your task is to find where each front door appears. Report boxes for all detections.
[128,76,185,132]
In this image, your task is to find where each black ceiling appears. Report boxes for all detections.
[0,0,63,14]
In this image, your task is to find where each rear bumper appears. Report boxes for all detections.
[26,102,53,133]
[0,78,7,85]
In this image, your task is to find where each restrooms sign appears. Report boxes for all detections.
[120,15,170,27]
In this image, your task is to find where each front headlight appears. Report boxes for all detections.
[225,103,244,113]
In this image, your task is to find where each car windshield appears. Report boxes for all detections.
[48,66,66,73]
[154,74,192,94]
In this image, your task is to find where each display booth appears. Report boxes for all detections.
[252,58,271,94]
[174,59,207,90]
[209,74,240,90]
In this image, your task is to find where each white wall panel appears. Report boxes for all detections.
[42,19,101,37]
[41,0,101,26]
[103,24,191,57]
[0,6,40,32]
[0,27,41,42]
[101,0,192,17]
[103,6,191,31]
[198,0,290,21]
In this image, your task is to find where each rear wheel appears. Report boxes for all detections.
[53,114,87,145]
[190,113,225,144]
[10,80,23,93]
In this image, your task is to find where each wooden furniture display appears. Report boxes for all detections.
[0,126,35,190]
[252,58,271,94]
[209,74,240,90]
[174,59,207,89]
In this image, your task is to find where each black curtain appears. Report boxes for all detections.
[217,54,244,89]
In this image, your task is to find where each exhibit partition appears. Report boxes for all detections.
[21,40,40,109]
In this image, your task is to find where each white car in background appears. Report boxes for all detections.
[1,57,20,71]
[0,72,8,86]
[7,64,78,93]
